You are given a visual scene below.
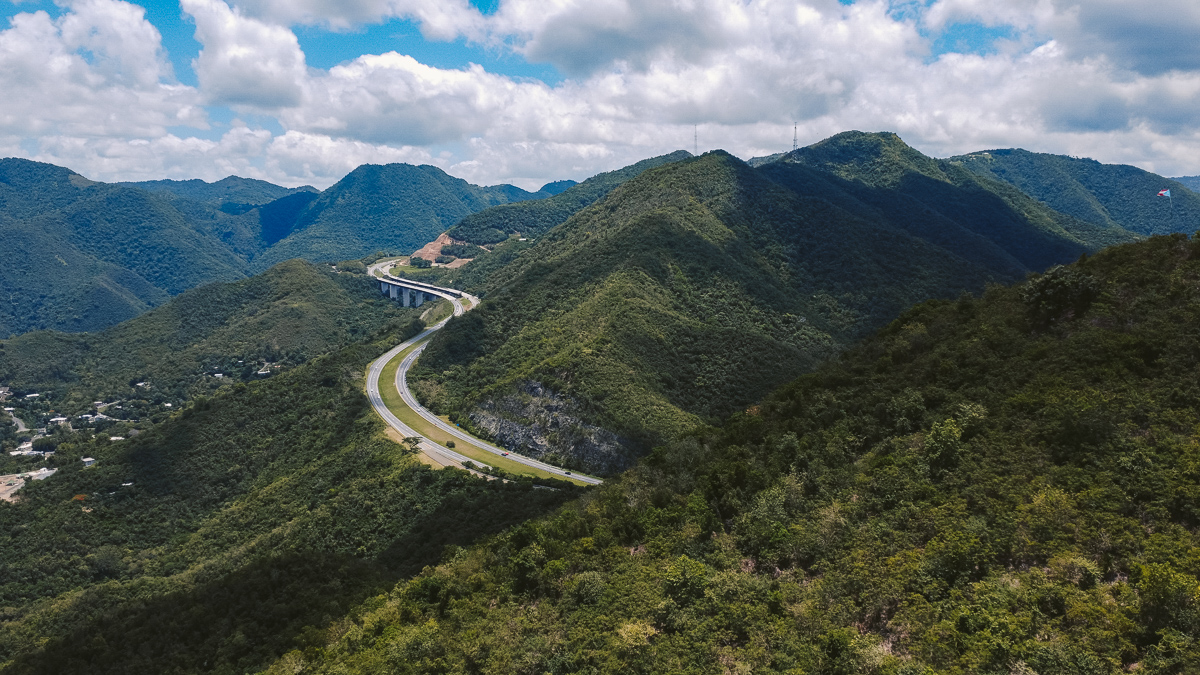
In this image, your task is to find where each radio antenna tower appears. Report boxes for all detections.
[792,123,798,151]
[694,125,698,155]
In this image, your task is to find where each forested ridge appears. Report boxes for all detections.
[949,148,1200,237]
[271,232,1200,675]
[446,151,692,245]
[0,159,551,337]
[411,134,1144,474]
[5,132,1200,675]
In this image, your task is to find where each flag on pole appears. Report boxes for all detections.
[1158,189,1172,197]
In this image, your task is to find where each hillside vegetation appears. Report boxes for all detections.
[0,160,255,336]
[279,232,1200,675]
[0,260,419,427]
[412,134,1139,474]
[0,159,551,337]
[951,148,1200,236]
[0,329,575,674]
[447,151,692,244]
[253,164,552,269]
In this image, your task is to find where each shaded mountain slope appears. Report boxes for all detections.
[0,158,556,336]
[284,232,1200,675]
[0,160,253,336]
[413,142,1114,474]
[778,131,1138,270]
[951,147,1200,236]
[0,220,168,337]
[253,164,551,269]
[447,151,693,244]
[1174,175,1200,192]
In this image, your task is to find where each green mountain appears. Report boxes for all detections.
[447,151,693,244]
[538,179,578,195]
[771,132,1136,272]
[0,159,556,337]
[118,175,315,207]
[0,259,419,421]
[0,159,254,337]
[276,232,1200,675]
[1171,175,1200,192]
[951,148,1200,236]
[412,134,1134,475]
[252,164,551,269]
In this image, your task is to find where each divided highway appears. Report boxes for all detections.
[365,262,603,485]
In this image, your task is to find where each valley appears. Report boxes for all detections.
[1,132,1200,674]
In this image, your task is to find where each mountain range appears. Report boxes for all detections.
[410,132,1157,473]
[3,130,1200,674]
[4,215,1199,675]
[286,230,1200,675]
[0,160,557,337]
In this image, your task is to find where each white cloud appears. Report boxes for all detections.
[5,0,1200,192]
[282,53,539,145]
[182,0,308,108]
[0,0,202,138]
[925,0,1200,75]
[224,0,485,38]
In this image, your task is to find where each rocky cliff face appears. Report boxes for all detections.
[467,381,634,476]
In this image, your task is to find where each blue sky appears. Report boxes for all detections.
[1,0,562,86]
[0,0,1197,188]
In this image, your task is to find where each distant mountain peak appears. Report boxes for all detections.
[782,130,950,186]
[537,179,577,195]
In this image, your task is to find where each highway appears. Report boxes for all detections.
[365,263,603,485]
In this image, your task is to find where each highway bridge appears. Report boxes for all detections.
[376,274,467,307]
[365,260,603,485]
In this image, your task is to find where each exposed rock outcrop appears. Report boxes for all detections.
[468,381,634,476]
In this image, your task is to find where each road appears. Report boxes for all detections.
[365,262,603,485]
[6,409,28,433]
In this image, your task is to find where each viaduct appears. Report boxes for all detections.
[377,274,467,307]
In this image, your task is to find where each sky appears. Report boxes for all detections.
[2,0,1198,190]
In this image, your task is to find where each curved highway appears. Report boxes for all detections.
[365,261,603,485]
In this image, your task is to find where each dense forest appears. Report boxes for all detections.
[250,164,555,269]
[447,151,692,244]
[272,232,1200,675]
[411,134,1143,474]
[0,259,419,428]
[5,134,1200,675]
[0,308,576,674]
[950,148,1200,236]
[0,160,552,337]
[118,175,315,206]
